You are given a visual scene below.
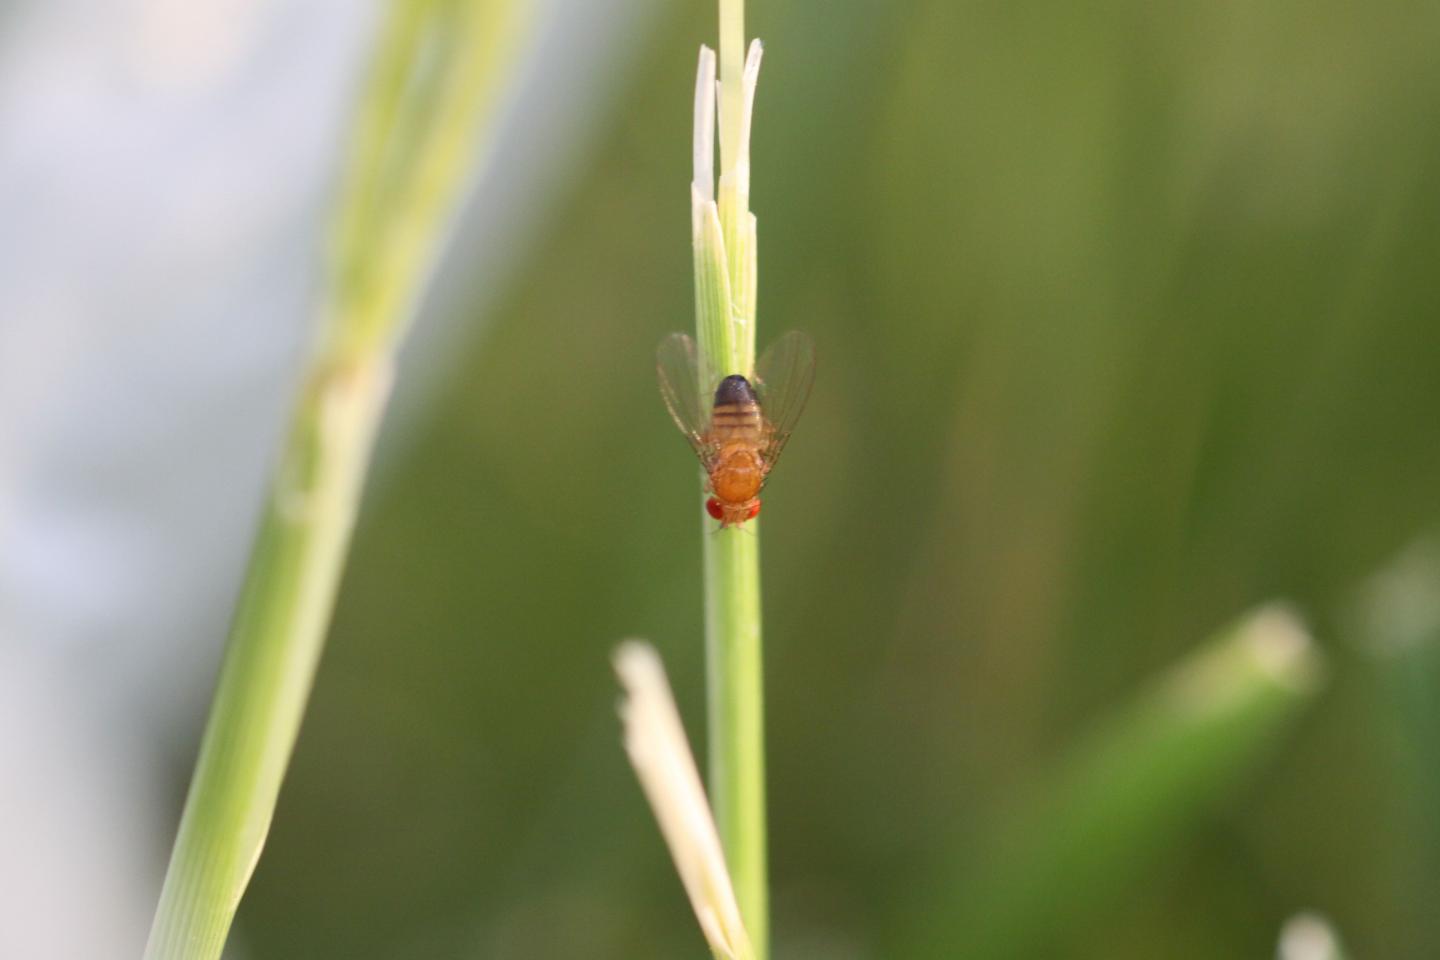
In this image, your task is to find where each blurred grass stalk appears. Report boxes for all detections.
[143,3,525,957]
[693,1,768,953]
[905,606,1324,958]
[1348,539,1440,947]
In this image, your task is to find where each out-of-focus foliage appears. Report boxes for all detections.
[236,0,1440,957]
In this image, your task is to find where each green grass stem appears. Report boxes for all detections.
[693,9,768,953]
[143,4,525,956]
[704,519,767,957]
[143,354,391,960]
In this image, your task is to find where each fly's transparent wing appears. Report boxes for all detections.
[656,332,717,466]
[754,330,816,467]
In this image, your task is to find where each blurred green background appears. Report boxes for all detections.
[236,0,1440,956]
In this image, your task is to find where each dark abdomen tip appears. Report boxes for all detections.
[713,374,757,408]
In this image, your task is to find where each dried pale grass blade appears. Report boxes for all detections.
[615,642,753,960]
[1279,913,1348,960]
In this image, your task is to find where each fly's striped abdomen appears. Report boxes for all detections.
[710,374,764,442]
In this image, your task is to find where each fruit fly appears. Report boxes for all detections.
[656,330,816,527]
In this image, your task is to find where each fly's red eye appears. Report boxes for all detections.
[706,497,724,520]
[747,500,761,520]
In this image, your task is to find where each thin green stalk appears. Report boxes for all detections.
[704,517,766,957]
[693,11,768,954]
[144,3,524,957]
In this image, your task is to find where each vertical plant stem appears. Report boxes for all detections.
[695,6,768,953]
[144,3,525,957]
[704,519,767,957]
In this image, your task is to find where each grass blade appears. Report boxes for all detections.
[143,4,526,956]
[900,606,1323,958]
